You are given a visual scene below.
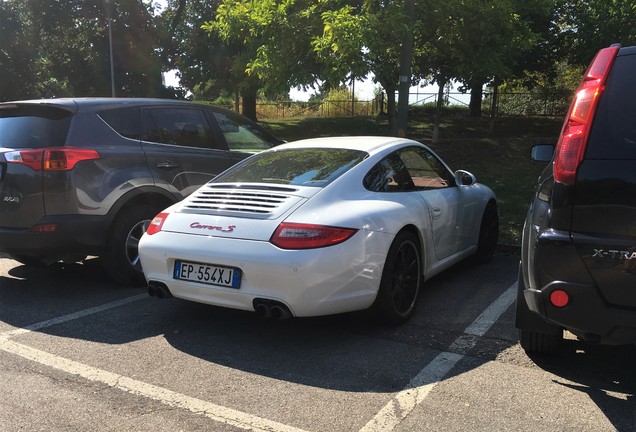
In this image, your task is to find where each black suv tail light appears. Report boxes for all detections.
[553,46,619,185]
[5,147,100,171]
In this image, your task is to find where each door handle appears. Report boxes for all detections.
[156,161,179,169]
[432,208,442,220]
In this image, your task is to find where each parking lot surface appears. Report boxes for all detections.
[1,253,634,431]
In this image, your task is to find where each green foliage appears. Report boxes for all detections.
[559,0,636,66]
[1,0,165,100]
[0,2,38,100]
[321,87,368,116]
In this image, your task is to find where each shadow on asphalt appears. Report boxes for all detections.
[0,254,520,394]
[3,249,633,429]
[529,341,636,432]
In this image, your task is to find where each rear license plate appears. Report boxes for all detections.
[173,260,241,289]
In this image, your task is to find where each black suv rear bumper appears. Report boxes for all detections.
[523,283,636,344]
[0,214,112,259]
[523,228,636,344]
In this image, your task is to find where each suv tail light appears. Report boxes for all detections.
[5,147,100,171]
[270,222,358,249]
[553,46,619,184]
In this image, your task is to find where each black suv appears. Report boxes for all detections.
[0,98,282,285]
[516,44,636,353]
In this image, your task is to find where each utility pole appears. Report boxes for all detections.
[396,0,414,137]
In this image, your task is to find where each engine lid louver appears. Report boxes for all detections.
[180,184,304,219]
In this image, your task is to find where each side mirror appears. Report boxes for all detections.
[531,144,554,162]
[455,170,476,186]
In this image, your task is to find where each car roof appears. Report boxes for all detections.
[0,97,231,114]
[273,136,416,154]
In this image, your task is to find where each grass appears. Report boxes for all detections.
[262,109,564,247]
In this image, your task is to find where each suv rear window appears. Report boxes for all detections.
[586,53,636,159]
[0,105,72,149]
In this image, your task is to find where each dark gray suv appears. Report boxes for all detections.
[0,98,282,285]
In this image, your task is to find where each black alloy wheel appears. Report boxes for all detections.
[373,230,422,325]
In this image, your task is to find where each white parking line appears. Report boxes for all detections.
[0,284,517,432]
[0,294,309,432]
[0,339,308,432]
[359,283,517,432]
[0,294,148,339]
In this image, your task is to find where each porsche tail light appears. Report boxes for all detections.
[270,222,358,249]
[5,147,100,171]
[553,46,619,184]
[146,212,170,235]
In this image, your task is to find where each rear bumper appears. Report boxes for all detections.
[0,214,112,259]
[523,282,636,344]
[523,227,636,344]
[139,229,394,317]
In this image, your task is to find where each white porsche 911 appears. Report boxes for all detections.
[139,136,498,324]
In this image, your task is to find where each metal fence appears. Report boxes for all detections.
[252,91,571,119]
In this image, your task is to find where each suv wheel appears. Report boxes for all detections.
[516,264,563,354]
[519,329,562,354]
[103,205,161,286]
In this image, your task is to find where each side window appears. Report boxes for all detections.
[98,107,141,140]
[399,147,454,189]
[212,111,274,153]
[364,153,414,192]
[142,108,213,149]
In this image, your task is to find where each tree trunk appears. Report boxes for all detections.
[469,80,483,117]
[386,84,398,135]
[490,81,499,118]
[241,85,258,121]
[432,77,447,143]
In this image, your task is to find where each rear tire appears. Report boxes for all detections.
[473,201,499,264]
[519,329,562,354]
[372,231,422,325]
[103,205,160,286]
[515,263,563,354]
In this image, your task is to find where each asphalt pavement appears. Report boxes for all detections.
[0,252,634,431]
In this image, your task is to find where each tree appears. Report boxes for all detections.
[206,0,330,120]
[156,0,231,101]
[0,2,39,101]
[2,0,166,99]
[312,0,417,133]
[429,0,554,117]
[559,0,636,67]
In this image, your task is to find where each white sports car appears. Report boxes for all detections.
[139,136,498,324]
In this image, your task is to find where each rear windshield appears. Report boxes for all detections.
[587,53,636,159]
[0,105,72,149]
[213,148,368,187]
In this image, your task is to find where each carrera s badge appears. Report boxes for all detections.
[190,222,235,233]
